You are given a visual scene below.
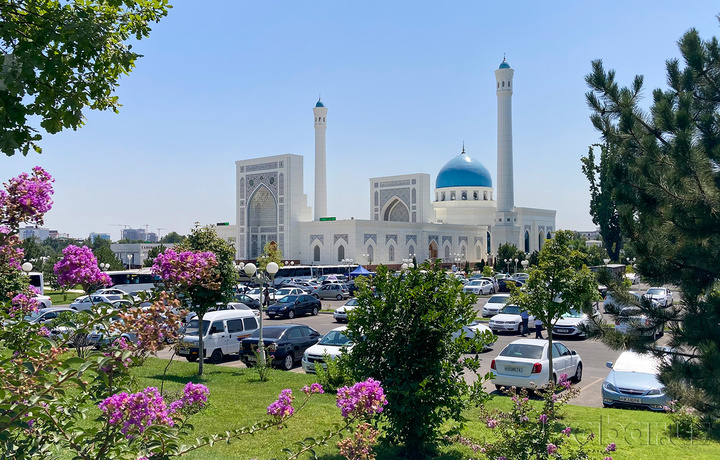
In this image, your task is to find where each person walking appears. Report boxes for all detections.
[520,310,529,337]
[535,318,544,339]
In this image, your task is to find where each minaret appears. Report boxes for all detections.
[313,98,328,220]
[495,57,514,214]
[493,58,520,249]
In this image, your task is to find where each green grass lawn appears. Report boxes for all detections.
[45,289,84,305]
[127,358,720,460]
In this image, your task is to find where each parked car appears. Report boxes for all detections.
[302,326,355,373]
[453,320,495,351]
[603,291,641,311]
[490,338,583,390]
[489,304,535,334]
[482,293,511,317]
[266,294,321,319]
[240,324,321,370]
[497,278,524,292]
[177,310,259,364]
[235,293,261,310]
[69,294,122,312]
[602,350,670,411]
[317,283,350,300]
[625,273,640,285]
[334,298,359,323]
[346,280,360,296]
[552,306,603,338]
[87,316,138,349]
[271,287,307,302]
[508,272,530,283]
[643,287,673,308]
[245,287,277,302]
[33,294,52,309]
[24,307,77,325]
[463,279,494,295]
[615,306,664,339]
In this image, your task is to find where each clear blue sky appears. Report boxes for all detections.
[5,1,720,240]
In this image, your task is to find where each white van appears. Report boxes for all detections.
[177,310,259,365]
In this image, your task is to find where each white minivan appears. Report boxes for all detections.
[178,310,259,365]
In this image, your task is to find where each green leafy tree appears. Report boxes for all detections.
[494,243,524,273]
[581,143,623,262]
[346,262,494,458]
[585,17,720,416]
[143,244,167,267]
[177,225,237,375]
[91,237,124,270]
[0,0,170,156]
[256,240,283,272]
[509,230,600,389]
[159,231,185,244]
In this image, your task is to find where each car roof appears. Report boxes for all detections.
[200,310,257,321]
[262,324,304,331]
[38,307,75,313]
[508,338,551,346]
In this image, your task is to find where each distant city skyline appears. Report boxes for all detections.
[4,1,719,241]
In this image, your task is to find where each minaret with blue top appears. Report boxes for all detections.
[313,97,328,221]
[494,58,520,249]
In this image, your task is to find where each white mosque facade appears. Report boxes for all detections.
[235,60,555,266]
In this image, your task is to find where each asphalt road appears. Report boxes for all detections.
[157,283,671,409]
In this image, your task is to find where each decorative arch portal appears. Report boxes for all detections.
[524,231,530,253]
[247,185,277,259]
[337,245,345,262]
[429,240,438,260]
[444,246,450,262]
[382,197,410,222]
[313,245,320,262]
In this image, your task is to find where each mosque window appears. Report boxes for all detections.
[539,232,544,250]
[461,191,467,200]
[483,191,487,200]
[412,188,416,204]
[508,81,511,87]
[547,231,552,240]
[409,245,415,257]
[473,191,478,200]
[450,192,456,201]
[497,82,499,88]
[487,231,491,254]
[374,192,378,206]
[444,246,450,261]
[476,245,482,260]
[524,231,530,253]
[367,245,374,262]
[314,245,320,262]
[441,192,445,201]
[502,81,505,87]
[389,245,395,262]
[338,245,345,262]
[435,193,438,202]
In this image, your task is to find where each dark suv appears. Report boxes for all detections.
[266,294,321,319]
[240,324,321,370]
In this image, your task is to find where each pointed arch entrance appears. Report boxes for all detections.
[429,240,438,260]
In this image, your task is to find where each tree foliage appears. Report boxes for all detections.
[0,0,171,156]
[159,231,185,244]
[256,240,283,272]
[585,17,720,415]
[494,243,526,273]
[581,143,623,261]
[346,262,493,458]
[509,230,600,384]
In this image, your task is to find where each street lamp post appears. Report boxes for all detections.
[127,254,132,269]
[243,262,278,364]
[521,259,529,272]
[22,261,33,275]
[504,258,510,274]
[514,258,519,274]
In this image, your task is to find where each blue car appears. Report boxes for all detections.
[602,350,670,411]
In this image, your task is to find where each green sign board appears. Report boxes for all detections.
[216,222,230,226]
[319,217,336,221]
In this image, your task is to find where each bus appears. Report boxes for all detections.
[29,272,44,295]
[105,268,159,294]
[270,264,358,286]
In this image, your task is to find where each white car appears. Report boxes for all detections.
[333,298,359,323]
[245,287,277,302]
[488,304,534,334]
[453,320,495,351]
[552,307,602,338]
[615,306,663,339]
[33,294,52,309]
[271,287,306,302]
[490,338,583,390]
[643,287,673,308]
[69,294,123,311]
[482,293,511,317]
[463,279,494,295]
[302,326,355,373]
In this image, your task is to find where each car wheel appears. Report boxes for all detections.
[210,349,223,365]
[287,309,295,319]
[313,294,319,299]
[573,363,583,383]
[336,294,343,300]
[268,314,276,319]
[186,356,198,362]
[280,353,294,370]
[312,306,318,316]
[244,361,255,368]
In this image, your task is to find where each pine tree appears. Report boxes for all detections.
[586,17,720,415]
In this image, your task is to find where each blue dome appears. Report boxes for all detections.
[499,60,510,69]
[436,150,493,189]
[315,99,325,107]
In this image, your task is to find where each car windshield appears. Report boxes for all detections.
[183,319,210,336]
[318,330,353,346]
[500,305,521,315]
[24,310,46,322]
[276,289,292,296]
[250,328,287,339]
[646,288,664,296]
[468,280,482,286]
[613,352,662,374]
[499,343,544,360]
[277,296,297,304]
[345,299,359,306]
[487,296,508,304]
[247,288,261,295]
[563,309,584,318]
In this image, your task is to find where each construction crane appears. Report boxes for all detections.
[157,227,166,241]
[109,224,129,241]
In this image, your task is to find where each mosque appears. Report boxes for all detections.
[234,59,555,267]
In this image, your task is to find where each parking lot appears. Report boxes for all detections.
[157,283,670,409]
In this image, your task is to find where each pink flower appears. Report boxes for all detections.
[486,418,498,428]
[538,413,548,424]
[562,426,572,437]
[53,245,111,292]
[302,383,324,395]
[98,387,173,437]
[606,443,616,452]
[152,248,217,289]
[170,382,210,413]
[547,443,557,454]
[267,389,295,419]
[336,378,387,419]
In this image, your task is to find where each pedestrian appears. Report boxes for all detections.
[535,318,544,339]
[263,286,270,307]
[520,310,529,337]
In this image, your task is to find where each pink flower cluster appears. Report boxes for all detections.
[302,383,324,395]
[267,389,295,419]
[336,378,387,419]
[98,383,209,437]
[558,372,571,390]
[547,443,558,454]
[53,245,111,291]
[0,167,54,229]
[9,292,39,316]
[151,248,217,288]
